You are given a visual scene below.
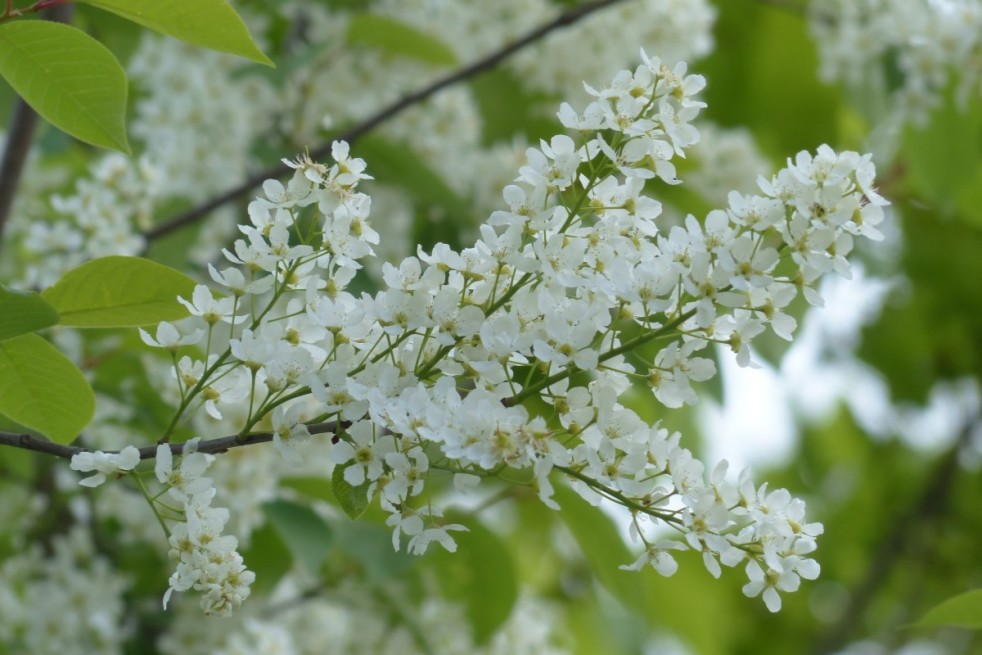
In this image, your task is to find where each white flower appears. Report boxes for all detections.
[154,439,212,500]
[741,559,801,612]
[270,404,312,467]
[139,322,203,352]
[406,524,468,555]
[178,284,244,325]
[330,421,394,486]
[620,543,681,576]
[70,446,141,487]
[207,264,274,297]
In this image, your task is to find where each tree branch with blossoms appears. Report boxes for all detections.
[8,47,890,619]
[0,421,341,461]
[141,0,632,244]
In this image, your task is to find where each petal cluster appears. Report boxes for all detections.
[139,51,887,614]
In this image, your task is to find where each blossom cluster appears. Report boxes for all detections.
[70,439,254,614]
[18,154,160,287]
[155,441,255,615]
[128,51,888,614]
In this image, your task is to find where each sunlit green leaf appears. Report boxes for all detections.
[354,137,471,223]
[701,2,839,157]
[553,484,646,611]
[912,589,982,629]
[78,0,273,66]
[0,334,94,444]
[346,14,456,66]
[41,256,197,328]
[858,208,982,402]
[0,20,129,152]
[0,285,59,341]
[904,86,982,215]
[470,69,561,145]
[281,475,335,504]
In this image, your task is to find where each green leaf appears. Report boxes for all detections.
[346,14,456,66]
[0,20,129,152]
[332,463,372,520]
[0,285,59,341]
[262,499,333,574]
[903,85,982,215]
[912,589,982,630]
[427,512,517,644]
[41,256,197,328]
[78,0,273,66]
[700,2,840,157]
[240,519,293,595]
[858,208,982,403]
[470,69,562,145]
[352,136,475,251]
[332,520,413,584]
[281,475,335,504]
[0,334,94,444]
[553,484,647,611]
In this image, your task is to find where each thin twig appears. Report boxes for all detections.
[0,421,340,461]
[0,2,74,257]
[142,0,631,244]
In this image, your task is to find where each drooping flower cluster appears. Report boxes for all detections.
[134,51,887,614]
[68,440,254,615]
[155,441,255,616]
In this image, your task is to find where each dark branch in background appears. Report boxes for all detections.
[812,413,980,655]
[0,421,340,461]
[0,3,74,258]
[142,0,631,244]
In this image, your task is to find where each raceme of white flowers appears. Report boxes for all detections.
[72,52,887,615]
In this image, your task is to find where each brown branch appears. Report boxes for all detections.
[811,412,979,655]
[0,421,339,461]
[0,2,74,257]
[142,0,631,244]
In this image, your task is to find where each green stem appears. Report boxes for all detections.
[134,475,172,539]
[507,307,697,406]
[158,262,301,442]
[555,464,682,526]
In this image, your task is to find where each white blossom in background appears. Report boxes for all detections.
[376,0,715,101]
[19,154,160,287]
[809,0,982,127]
[128,36,276,201]
[0,528,130,655]
[687,123,774,205]
[157,578,571,655]
[513,0,716,100]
